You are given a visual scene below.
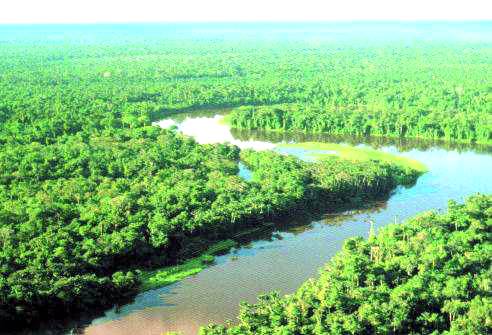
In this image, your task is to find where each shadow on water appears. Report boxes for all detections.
[14,194,393,335]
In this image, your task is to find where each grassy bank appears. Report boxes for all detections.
[278,141,427,173]
[139,239,237,292]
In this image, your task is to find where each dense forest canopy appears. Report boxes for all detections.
[1,24,490,146]
[201,194,492,335]
[0,22,490,330]
[228,102,491,144]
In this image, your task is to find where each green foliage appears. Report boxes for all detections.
[278,142,427,173]
[0,25,486,329]
[0,130,416,328]
[240,150,419,213]
[139,240,236,292]
[201,194,492,335]
[229,103,492,144]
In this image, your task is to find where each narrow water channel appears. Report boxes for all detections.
[37,111,492,335]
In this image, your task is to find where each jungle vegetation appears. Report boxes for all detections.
[201,194,492,335]
[1,26,491,148]
[0,132,418,328]
[0,23,489,329]
[228,103,491,144]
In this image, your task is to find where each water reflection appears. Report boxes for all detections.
[231,128,492,154]
[154,112,275,151]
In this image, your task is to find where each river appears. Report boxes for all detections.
[26,110,492,335]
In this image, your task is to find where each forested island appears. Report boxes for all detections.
[0,23,490,334]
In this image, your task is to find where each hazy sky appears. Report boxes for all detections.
[1,0,491,24]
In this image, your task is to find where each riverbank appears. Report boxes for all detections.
[69,128,492,335]
[139,240,237,292]
[0,119,425,333]
[135,148,422,294]
[226,105,492,146]
[201,194,492,334]
[278,142,427,172]
[126,115,427,296]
